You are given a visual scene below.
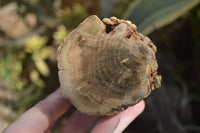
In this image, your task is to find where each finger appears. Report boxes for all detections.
[91,114,120,133]
[44,129,52,133]
[114,100,145,133]
[91,100,145,133]
[4,89,70,133]
[58,111,98,133]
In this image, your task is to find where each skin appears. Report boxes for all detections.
[3,89,145,133]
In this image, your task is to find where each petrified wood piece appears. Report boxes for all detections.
[57,15,161,115]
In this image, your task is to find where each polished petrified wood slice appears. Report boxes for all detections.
[57,15,161,115]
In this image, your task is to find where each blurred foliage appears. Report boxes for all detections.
[56,3,89,29]
[112,0,134,18]
[0,0,200,132]
[123,0,200,35]
[0,47,25,91]
[24,35,50,87]
[53,24,68,44]
[0,1,89,130]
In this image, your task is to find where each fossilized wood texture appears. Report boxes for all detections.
[57,15,161,115]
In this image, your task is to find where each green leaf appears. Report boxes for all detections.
[30,69,45,88]
[32,53,50,77]
[123,0,200,35]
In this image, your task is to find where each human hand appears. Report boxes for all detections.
[3,89,145,133]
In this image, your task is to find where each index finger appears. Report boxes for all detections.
[4,89,70,133]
